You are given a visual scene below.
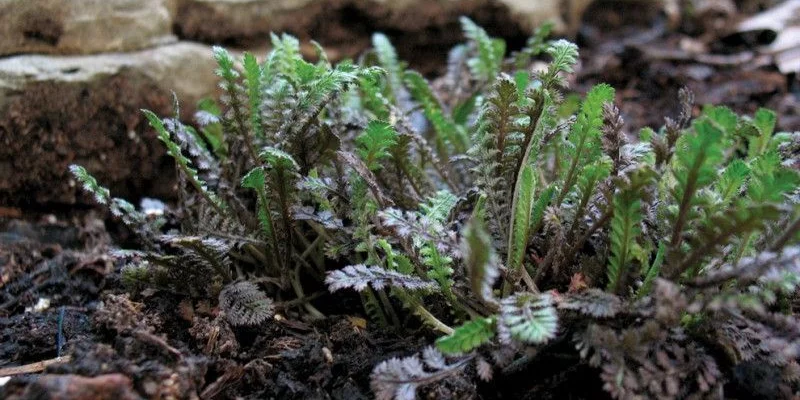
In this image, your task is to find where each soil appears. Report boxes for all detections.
[2,4,799,399]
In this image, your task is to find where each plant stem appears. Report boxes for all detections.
[292,265,324,319]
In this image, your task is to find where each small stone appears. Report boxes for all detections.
[0,0,176,56]
[14,374,142,400]
[0,42,218,206]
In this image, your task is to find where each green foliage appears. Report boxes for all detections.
[69,18,800,400]
[371,33,404,102]
[716,159,749,205]
[499,292,558,344]
[243,52,264,140]
[70,165,148,231]
[558,84,615,204]
[514,21,554,68]
[404,70,468,155]
[70,164,111,205]
[463,215,499,307]
[606,168,655,293]
[636,242,664,299]
[436,317,496,354]
[748,107,778,158]
[507,165,536,282]
[357,120,398,171]
[460,16,505,83]
[143,109,226,215]
[540,39,579,88]
[668,119,725,246]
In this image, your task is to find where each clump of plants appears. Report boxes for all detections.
[71,17,800,399]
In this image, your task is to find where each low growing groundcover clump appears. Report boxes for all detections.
[69,17,800,399]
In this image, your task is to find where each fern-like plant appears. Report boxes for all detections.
[69,16,800,400]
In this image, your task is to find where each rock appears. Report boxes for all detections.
[6,374,142,400]
[174,0,601,40]
[502,0,594,34]
[0,0,176,56]
[175,0,574,73]
[175,0,581,43]
[0,42,218,206]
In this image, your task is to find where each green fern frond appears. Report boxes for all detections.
[528,184,556,236]
[436,317,496,355]
[540,39,579,89]
[241,167,283,271]
[357,120,398,171]
[143,110,226,215]
[372,33,404,101]
[607,195,642,293]
[507,165,536,287]
[241,168,274,238]
[243,52,264,140]
[213,45,238,82]
[421,242,455,292]
[358,72,391,120]
[264,33,301,79]
[460,16,505,83]
[716,159,750,206]
[469,76,523,241]
[70,164,111,205]
[166,235,234,282]
[747,151,799,203]
[571,158,613,236]
[669,119,725,248]
[195,98,226,156]
[70,165,147,230]
[702,105,738,139]
[748,108,777,158]
[420,190,459,223]
[260,147,300,170]
[514,21,554,68]
[607,167,655,294]
[213,46,258,164]
[462,215,500,307]
[404,70,468,155]
[636,242,665,299]
[558,84,615,204]
[361,289,389,328]
[259,147,301,267]
[674,203,782,278]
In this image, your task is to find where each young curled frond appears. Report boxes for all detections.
[498,292,558,344]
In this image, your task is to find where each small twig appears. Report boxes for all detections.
[132,330,183,360]
[291,265,325,319]
[520,267,539,293]
[0,356,72,377]
[275,291,325,309]
[770,215,800,252]
[57,306,66,357]
[200,364,244,400]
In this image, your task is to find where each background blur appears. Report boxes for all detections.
[1,0,797,212]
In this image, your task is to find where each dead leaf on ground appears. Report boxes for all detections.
[732,0,800,73]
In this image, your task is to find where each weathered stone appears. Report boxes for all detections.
[7,374,142,400]
[0,0,176,56]
[175,0,582,44]
[176,0,569,73]
[0,42,218,206]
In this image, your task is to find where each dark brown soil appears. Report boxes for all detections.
[2,4,799,399]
